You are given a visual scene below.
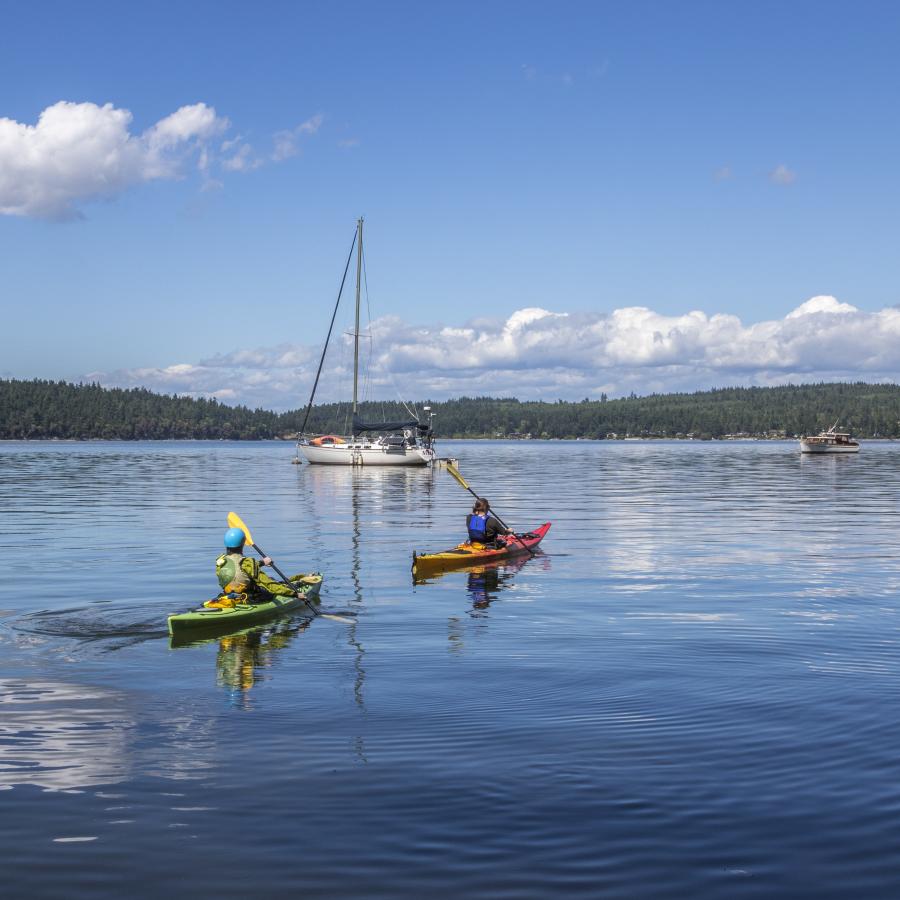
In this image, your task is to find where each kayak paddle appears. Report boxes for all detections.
[226,511,353,624]
[444,463,535,557]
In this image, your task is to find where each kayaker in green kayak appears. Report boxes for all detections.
[210,527,305,608]
[467,497,511,547]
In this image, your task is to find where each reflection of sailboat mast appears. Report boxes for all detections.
[295,457,325,560]
[349,476,367,755]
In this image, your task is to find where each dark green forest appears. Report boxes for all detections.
[0,380,280,440]
[3,378,900,440]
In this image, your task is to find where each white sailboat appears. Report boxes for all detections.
[296,218,436,466]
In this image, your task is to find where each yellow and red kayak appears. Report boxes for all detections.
[412,523,551,579]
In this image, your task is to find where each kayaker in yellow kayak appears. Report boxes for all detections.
[209,527,305,607]
[466,498,511,547]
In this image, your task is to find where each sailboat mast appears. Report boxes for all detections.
[352,217,363,419]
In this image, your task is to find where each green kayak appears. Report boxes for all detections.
[167,574,323,637]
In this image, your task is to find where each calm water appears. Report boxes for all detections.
[2,439,900,898]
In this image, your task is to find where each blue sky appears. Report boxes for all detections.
[3,1,900,408]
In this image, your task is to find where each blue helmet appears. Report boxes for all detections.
[224,527,246,549]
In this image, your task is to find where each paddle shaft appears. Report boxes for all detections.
[247,541,320,617]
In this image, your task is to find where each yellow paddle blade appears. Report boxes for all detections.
[445,462,470,491]
[226,511,254,546]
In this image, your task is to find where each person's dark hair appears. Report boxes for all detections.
[473,497,489,514]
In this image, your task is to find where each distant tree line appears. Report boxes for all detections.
[0,380,279,440]
[3,379,900,440]
[300,383,900,439]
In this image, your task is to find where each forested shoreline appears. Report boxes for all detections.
[3,378,900,440]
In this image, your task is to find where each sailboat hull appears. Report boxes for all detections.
[300,442,434,466]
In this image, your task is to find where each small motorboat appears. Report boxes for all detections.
[799,422,860,454]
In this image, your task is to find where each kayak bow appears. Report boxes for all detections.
[412,523,550,579]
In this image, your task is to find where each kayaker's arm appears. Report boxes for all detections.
[485,516,510,541]
[239,557,296,597]
[255,567,300,597]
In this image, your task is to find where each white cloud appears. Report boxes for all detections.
[83,296,900,410]
[785,295,857,318]
[221,143,263,172]
[0,101,228,219]
[0,102,323,220]
[769,163,797,185]
[272,113,324,161]
[143,104,226,154]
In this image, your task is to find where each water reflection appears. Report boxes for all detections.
[347,472,370,762]
[300,461,438,525]
[431,554,550,656]
[170,618,314,709]
[216,620,314,708]
[467,556,531,613]
[0,679,133,791]
[292,465,374,757]
[413,552,547,601]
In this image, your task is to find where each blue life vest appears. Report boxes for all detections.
[467,513,489,542]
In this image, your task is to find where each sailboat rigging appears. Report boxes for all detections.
[296,218,436,466]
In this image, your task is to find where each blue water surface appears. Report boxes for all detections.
[2,439,900,898]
